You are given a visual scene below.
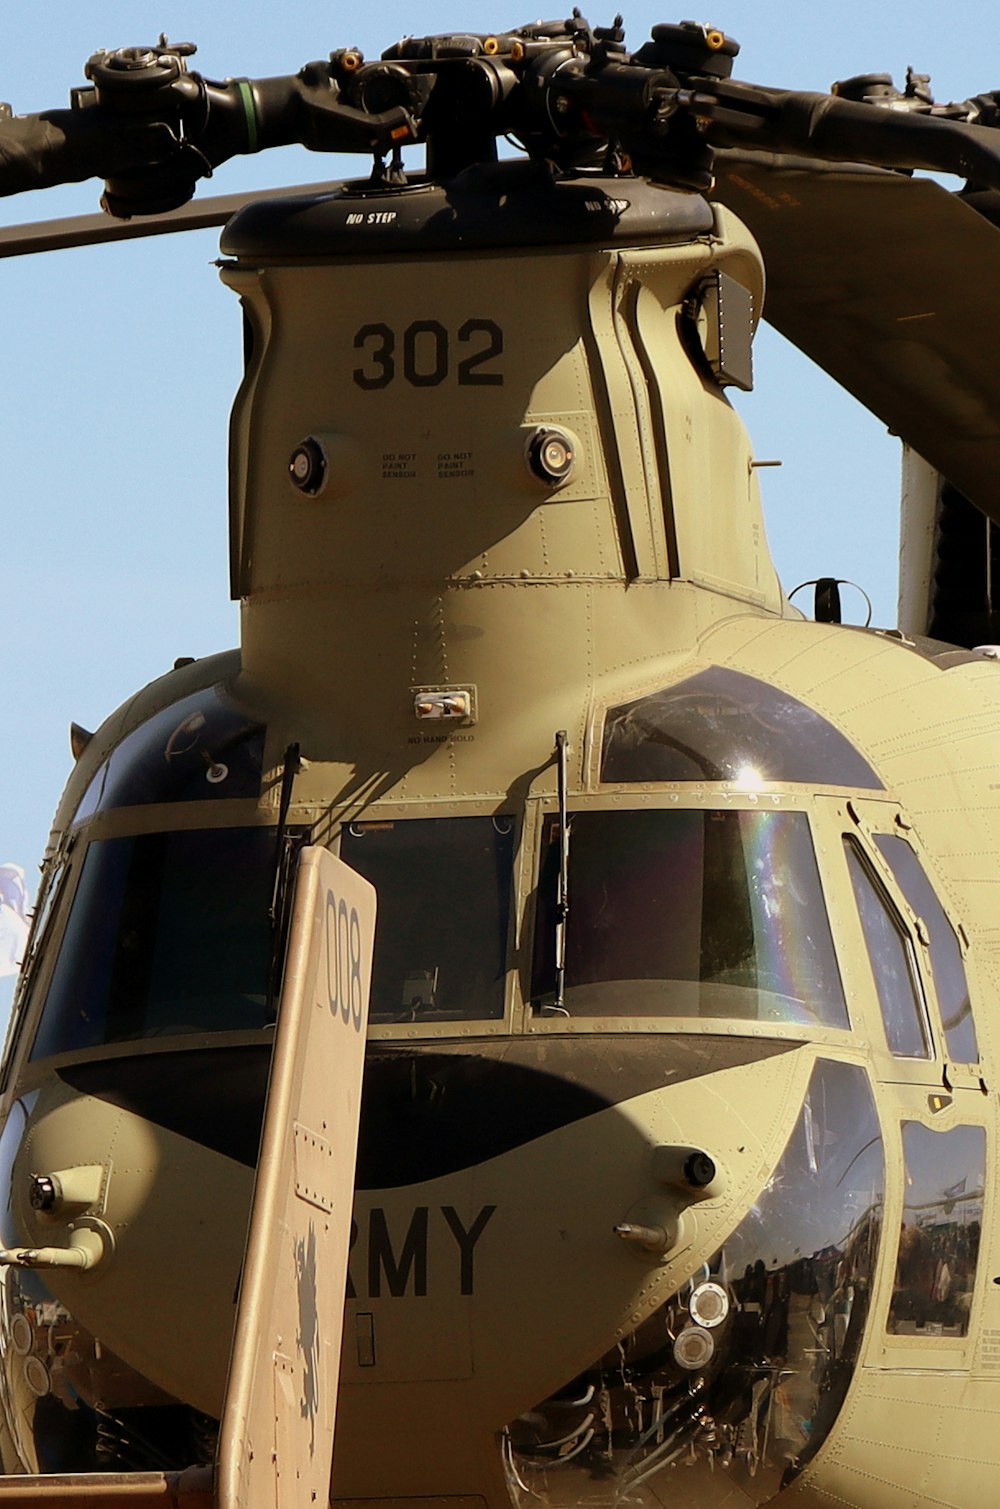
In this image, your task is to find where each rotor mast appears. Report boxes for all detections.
[4,18,1000,216]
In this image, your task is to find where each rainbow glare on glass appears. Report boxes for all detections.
[543,806,848,1028]
[737,811,847,1026]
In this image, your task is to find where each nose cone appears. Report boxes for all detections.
[0,1064,255,1450]
[0,1037,882,1496]
[499,1056,886,1508]
[331,1038,843,1502]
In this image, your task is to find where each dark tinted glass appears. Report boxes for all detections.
[31,827,275,1058]
[889,1122,984,1338]
[845,839,929,1058]
[533,809,848,1026]
[873,834,978,1064]
[75,685,265,821]
[601,666,883,787]
[341,816,514,1023]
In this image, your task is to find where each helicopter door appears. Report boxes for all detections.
[218,846,376,1509]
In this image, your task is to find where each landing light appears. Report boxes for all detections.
[689,1280,729,1327]
[673,1326,715,1370]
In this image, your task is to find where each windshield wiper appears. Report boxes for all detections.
[266,741,301,1016]
[545,729,571,1018]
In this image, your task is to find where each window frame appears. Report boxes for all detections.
[8,809,284,1083]
[843,833,934,1063]
[876,1113,990,1372]
[521,789,855,1043]
[831,797,984,1089]
[869,830,980,1070]
[336,802,522,1042]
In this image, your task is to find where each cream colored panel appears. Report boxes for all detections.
[339,1047,813,1442]
[17,1088,254,1417]
[621,239,780,613]
[224,252,618,593]
[800,1372,1000,1508]
[218,848,375,1509]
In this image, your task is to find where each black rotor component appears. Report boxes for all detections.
[831,72,899,104]
[6,14,1000,227]
[346,61,431,119]
[632,21,739,80]
[84,39,198,110]
[221,164,714,258]
[416,55,522,176]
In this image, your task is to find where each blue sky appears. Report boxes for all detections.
[0,0,989,914]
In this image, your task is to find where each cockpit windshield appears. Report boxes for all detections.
[30,827,275,1059]
[341,816,514,1024]
[533,808,849,1027]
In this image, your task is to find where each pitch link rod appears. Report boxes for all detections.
[550,64,1000,190]
[0,52,417,217]
[4,23,1000,220]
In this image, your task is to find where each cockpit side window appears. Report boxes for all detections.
[888,1122,984,1338]
[0,852,72,1087]
[532,808,849,1027]
[872,834,978,1064]
[844,838,930,1059]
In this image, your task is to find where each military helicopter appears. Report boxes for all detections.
[1,12,1000,1509]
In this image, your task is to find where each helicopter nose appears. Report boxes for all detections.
[0,1070,254,1418]
[499,1055,886,1508]
[613,1142,726,1256]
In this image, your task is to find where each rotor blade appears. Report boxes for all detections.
[712,152,1000,524]
[0,179,339,258]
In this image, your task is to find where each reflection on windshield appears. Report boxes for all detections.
[75,685,265,822]
[341,816,514,1024]
[889,1121,984,1338]
[845,839,929,1059]
[30,828,275,1059]
[602,667,883,788]
[502,1059,884,1507]
[873,834,979,1064]
[532,809,848,1027]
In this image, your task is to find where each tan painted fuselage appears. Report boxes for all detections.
[2,173,999,1509]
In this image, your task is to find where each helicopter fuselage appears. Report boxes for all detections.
[0,165,998,1509]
